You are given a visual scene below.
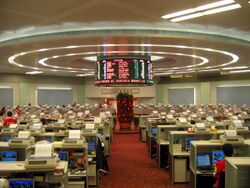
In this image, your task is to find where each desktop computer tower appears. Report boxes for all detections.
[174,158,188,182]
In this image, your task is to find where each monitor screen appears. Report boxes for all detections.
[151,127,157,137]
[9,179,34,188]
[212,150,225,165]
[45,138,53,143]
[185,137,198,150]
[197,153,212,170]
[57,151,68,161]
[3,137,11,142]
[1,151,17,161]
[87,141,96,154]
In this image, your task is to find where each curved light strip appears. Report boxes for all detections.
[8,43,239,74]
[38,51,208,71]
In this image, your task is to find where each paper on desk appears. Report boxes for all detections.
[58,119,65,124]
[69,130,81,139]
[94,117,101,124]
[85,124,94,130]
[35,143,52,157]
[196,123,205,128]
[77,112,83,117]
[167,114,173,119]
[206,117,214,122]
[9,124,18,129]
[225,130,237,137]
[152,111,158,114]
[18,131,30,139]
[233,120,243,128]
[232,115,238,120]
[179,118,187,123]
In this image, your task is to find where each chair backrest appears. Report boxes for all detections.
[218,171,225,188]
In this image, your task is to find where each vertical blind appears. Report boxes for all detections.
[217,86,250,105]
[37,88,73,106]
[168,88,194,105]
[0,88,13,107]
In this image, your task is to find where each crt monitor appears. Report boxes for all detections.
[57,151,68,161]
[1,151,17,162]
[87,141,96,154]
[212,150,225,165]
[9,179,34,188]
[3,137,11,142]
[185,137,198,150]
[151,127,157,137]
[197,153,212,170]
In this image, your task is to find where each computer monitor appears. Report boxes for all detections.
[9,179,34,188]
[57,151,68,161]
[151,127,157,137]
[212,150,225,165]
[3,137,11,142]
[45,138,53,143]
[185,137,198,150]
[87,141,96,154]
[1,151,17,162]
[197,153,212,170]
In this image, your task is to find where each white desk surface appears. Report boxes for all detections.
[227,157,250,166]
[0,161,67,172]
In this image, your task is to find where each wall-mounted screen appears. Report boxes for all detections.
[95,57,153,86]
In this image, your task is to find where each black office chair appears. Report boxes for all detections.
[218,171,225,188]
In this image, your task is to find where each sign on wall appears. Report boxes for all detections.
[101,88,140,95]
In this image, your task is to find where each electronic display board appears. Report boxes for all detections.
[95,57,153,86]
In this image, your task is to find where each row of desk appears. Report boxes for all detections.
[139,112,250,188]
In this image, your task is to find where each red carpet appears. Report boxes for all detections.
[99,133,190,188]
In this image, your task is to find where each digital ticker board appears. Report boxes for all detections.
[95,57,153,86]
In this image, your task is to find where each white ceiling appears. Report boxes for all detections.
[0,0,250,78]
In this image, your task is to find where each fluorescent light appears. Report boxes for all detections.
[151,55,164,61]
[162,0,235,19]
[195,0,235,11]
[170,13,203,22]
[161,9,195,19]
[229,70,250,74]
[198,69,220,72]
[26,71,43,75]
[38,48,48,52]
[84,56,97,62]
[203,3,241,15]
[222,66,248,70]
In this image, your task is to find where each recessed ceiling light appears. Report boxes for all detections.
[65,45,78,49]
[229,70,250,74]
[38,48,48,52]
[26,71,43,75]
[76,74,85,77]
[162,0,235,20]
[84,56,97,62]
[222,66,248,70]
[203,3,241,15]
[161,9,196,19]
[198,69,220,72]
[66,53,76,56]
[195,0,235,11]
[170,3,240,22]
[151,55,164,61]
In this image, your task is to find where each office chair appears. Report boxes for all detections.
[218,171,225,188]
[97,136,109,175]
